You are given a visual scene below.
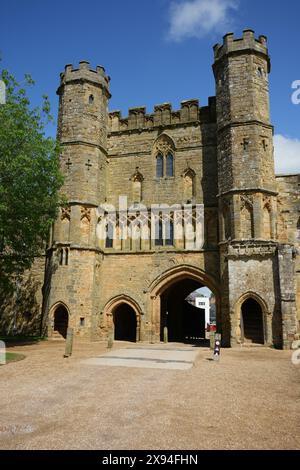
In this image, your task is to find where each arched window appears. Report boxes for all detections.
[154,135,175,179]
[166,154,174,177]
[89,94,94,104]
[156,154,164,178]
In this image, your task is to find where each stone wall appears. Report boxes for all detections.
[276,174,300,325]
[107,101,217,208]
[96,250,220,337]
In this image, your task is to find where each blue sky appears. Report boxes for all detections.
[1,0,300,172]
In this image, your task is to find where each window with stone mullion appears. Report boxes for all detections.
[166,153,174,178]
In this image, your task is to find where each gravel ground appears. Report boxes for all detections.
[0,340,299,450]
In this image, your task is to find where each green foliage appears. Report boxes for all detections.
[0,68,64,292]
[0,352,26,365]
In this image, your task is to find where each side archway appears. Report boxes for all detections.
[234,293,268,345]
[103,295,142,343]
[49,302,70,339]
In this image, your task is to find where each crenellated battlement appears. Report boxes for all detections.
[108,97,216,133]
[213,29,269,68]
[58,61,110,95]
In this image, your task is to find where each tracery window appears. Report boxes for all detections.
[154,134,175,179]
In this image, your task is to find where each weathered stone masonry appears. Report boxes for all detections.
[1,30,298,349]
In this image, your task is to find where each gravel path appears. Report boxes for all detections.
[0,340,299,450]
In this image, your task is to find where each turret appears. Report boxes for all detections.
[53,61,111,248]
[214,30,277,242]
[57,61,110,204]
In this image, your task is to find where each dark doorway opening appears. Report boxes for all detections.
[114,304,137,342]
[54,305,69,339]
[242,298,264,345]
[160,279,211,344]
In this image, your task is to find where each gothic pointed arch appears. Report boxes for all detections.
[153,133,175,179]
[103,294,143,342]
[60,206,71,242]
[240,195,254,239]
[49,302,71,339]
[263,198,272,240]
[234,292,268,346]
[80,206,91,244]
[130,167,144,203]
[182,167,196,203]
[153,133,175,155]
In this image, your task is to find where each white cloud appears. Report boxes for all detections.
[167,0,239,42]
[274,134,300,175]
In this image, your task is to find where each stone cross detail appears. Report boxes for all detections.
[66,158,72,171]
[241,139,250,151]
[85,159,92,171]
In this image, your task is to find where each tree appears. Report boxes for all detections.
[0,68,64,293]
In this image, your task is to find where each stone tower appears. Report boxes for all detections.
[213,30,297,347]
[46,62,111,338]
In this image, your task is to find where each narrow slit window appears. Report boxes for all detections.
[59,249,63,266]
[155,215,163,246]
[165,217,174,246]
[105,222,114,249]
[65,248,69,266]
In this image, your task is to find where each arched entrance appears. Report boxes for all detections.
[53,305,69,339]
[241,298,265,345]
[103,295,142,343]
[114,304,137,342]
[161,279,207,342]
[150,266,220,344]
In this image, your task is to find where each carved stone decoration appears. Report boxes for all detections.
[182,166,196,179]
[81,207,91,222]
[154,134,175,156]
[130,167,144,183]
[178,136,191,144]
[61,206,71,221]
[154,103,171,113]
[240,194,254,209]
[263,195,272,209]
[227,244,277,259]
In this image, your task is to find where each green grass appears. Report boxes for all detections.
[0,352,26,365]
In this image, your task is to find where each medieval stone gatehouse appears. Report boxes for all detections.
[3,30,299,349]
